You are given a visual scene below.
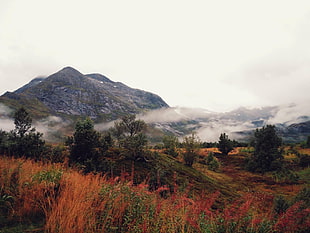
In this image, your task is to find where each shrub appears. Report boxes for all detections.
[272,169,299,184]
[43,144,67,163]
[273,195,289,215]
[206,152,220,171]
[218,133,233,155]
[247,125,283,173]
[162,135,179,158]
[182,133,200,167]
[32,169,63,186]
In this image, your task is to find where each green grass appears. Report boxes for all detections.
[108,151,237,203]
[297,167,310,184]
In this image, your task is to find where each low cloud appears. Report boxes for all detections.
[0,103,13,116]
[195,120,255,142]
[0,118,14,132]
[267,102,310,125]
[94,107,215,132]
[0,103,14,131]
[0,103,70,142]
[138,107,215,124]
[136,107,252,142]
[94,121,115,132]
[33,116,71,142]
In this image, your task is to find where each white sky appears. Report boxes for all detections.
[1,0,310,112]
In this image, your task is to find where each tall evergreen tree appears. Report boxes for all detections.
[67,118,101,170]
[10,107,45,159]
[248,125,283,172]
[218,133,233,155]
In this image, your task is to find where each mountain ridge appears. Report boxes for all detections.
[0,67,169,120]
[0,67,309,143]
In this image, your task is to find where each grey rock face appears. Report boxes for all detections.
[2,67,169,120]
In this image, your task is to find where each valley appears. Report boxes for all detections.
[0,67,310,232]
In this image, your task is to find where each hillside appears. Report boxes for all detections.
[0,67,168,121]
[1,147,309,232]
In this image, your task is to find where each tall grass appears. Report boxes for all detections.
[1,156,309,232]
[0,156,64,223]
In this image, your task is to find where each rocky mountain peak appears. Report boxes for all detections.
[0,67,169,120]
[58,66,83,76]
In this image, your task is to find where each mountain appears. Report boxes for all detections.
[1,67,309,143]
[0,67,169,120]
[277,121,310,142]
[137,106,310,143]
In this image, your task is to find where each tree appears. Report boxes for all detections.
[13,107,32,138]
[10,107,45,159]
[247,125,283,172]
[182,133,200,167]
[67,118,101,170]
[112,115,147,160]
[162,135,179,158]
[218,133,233,155]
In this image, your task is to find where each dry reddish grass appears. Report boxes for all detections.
[1,154,309,233]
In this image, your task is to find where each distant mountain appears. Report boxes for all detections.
[0,67,169,120]
[1,67,309,143]
[137,106,310,143]
[277,121,310,143]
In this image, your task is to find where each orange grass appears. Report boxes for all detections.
[1,155,309,233]
[299,148,310,155]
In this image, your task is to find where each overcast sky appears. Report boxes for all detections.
[1,0,310,112]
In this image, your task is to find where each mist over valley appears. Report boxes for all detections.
[1,67,309,144]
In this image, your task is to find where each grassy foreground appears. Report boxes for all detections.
[0,155,309,233]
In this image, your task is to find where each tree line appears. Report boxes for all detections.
[1,107,307,174]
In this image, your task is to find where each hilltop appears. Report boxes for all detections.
[0,67,168,121]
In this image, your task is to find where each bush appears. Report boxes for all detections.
[247,125,283,173]
[32,169,63,186]
[273,195,289,215]
[218,133,233,155]
[182,133,200,167]
[272,169,299,184]
[162,135,179,158]
[206,152,220,171]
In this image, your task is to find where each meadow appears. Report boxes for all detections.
[0,147,309,233]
